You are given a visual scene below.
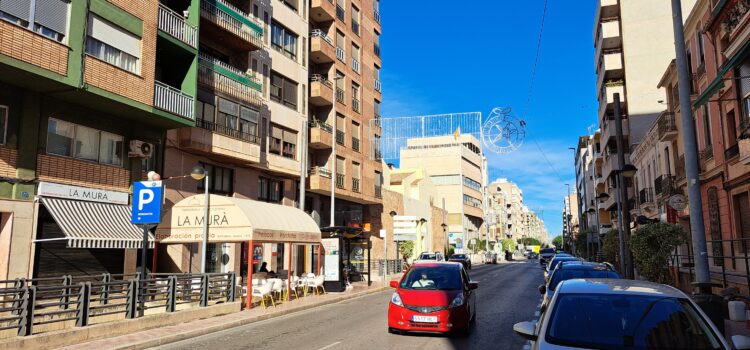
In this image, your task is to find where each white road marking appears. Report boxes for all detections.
[316,341,342,350]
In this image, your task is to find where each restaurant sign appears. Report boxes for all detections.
[38,182,129,205]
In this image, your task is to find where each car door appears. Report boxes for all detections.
[461,267,475,317]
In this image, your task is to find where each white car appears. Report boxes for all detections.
[414,252,445,262]
[514,279,734,349]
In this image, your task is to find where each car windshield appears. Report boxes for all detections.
[419,253,436,260]
[548,269,620,291]
[450,254,466,259]
[549,258,578,271]
[546,294,723,350]
[540,248,555,254]
[399,266,462,290]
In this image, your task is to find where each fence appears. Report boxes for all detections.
[670,238,750,293]
[372,259,405,277]
[0,272,235,338]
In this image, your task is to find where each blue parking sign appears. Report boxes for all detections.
[131,181,163,224]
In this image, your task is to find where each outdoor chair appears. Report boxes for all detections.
[251,282,274,308]
[287,276,301,299]
[269,278,284,300]
[310,275,326,295]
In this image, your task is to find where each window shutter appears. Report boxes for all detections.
[88,15,141,58]
[283,79,297,106]
[241,106,259,123]
[336,157,345,174]
[283,130,296,144]
[1,0,31,21]
[35,0,69,34]
[218,98,238,114]
[272,125,283,139]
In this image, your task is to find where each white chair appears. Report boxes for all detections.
[311,275,326,295]
[288,276,300,299]
[251,282,274,308]
[269,278,283,301]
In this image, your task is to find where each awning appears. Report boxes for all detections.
[694,39,750,108]
[155,194,321,244]
[38,197,153,249]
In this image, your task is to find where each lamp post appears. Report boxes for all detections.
[190,165,209,273]
[389,210,398,272]
[441,223,448,256]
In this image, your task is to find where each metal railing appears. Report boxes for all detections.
[158,4,198,48]
[154,81,195,120]
[310,29,333,46]
[352,98,361,113]
[0,272,235,337]
[309,119,333,133]
[375,259,404,276]
[726,143,740,160]
[374,79,381,92]
[336,4,345,20]
[310,73,332,88]
[336,130,345,145]
[638,187,654,206]
[352,178,360,192]
[336,173,345,189]
[200,0,263,49]
[351,57,360,73]
[310,166,332,178]
[197,119,260,144]
[657,112,677,139]
[335,88,345,103]
[198,63,263,108]
[676,155,686,179]
[701,144,714,162]
[336,46,345,62]
[670,238,750,293]
[374,9,380,24]
[374,185,382,198]
[352,137,360,151]
[199,53,261,86]
[655,175,678,197]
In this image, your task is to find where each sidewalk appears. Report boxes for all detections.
[57,279,394,350]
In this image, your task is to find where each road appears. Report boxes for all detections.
[154,260,544,350]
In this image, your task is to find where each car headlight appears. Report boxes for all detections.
[391,292,404,307]
[449,293,465,308]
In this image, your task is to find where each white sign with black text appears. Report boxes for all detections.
[38,182,129,205]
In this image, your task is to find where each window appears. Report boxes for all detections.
[269,124,297,159]
[352,82,360,113]
[697,27,705,68]
[351,43,360,73]
[463,194,482,208]
[270,71,298,109]
[336,0,345,21]
[351,5,360,35]
[240,106,259,138]
[197,100,216,123]
[271,21,298,59]
[86,15,140,73]
[374,99,381,119]
[0,106,8,145]
[336,30,346,62]
[374,30,380,57]
[198,163,234,194]
[702,105,712,147]
[0,0,70,42]
[686,48,694,93]
[464,176,482,192]
[351,121,360,152]
[259,177,284,203]
[282,0,299,13]
[46,118,123,166]
[217,98,240,129]
[336,156,345,175]
[336,114,346,145]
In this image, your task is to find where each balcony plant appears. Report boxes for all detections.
[630,222,686,284]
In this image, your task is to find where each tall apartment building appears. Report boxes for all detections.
[593,0,695,232]
[489,178,524,240]
[400,135,484,252]
[486,184,509,241]
[0,0,197,280]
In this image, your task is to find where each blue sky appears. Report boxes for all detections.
[379,1,598,237]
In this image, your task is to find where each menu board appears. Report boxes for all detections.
[322,238,340,281]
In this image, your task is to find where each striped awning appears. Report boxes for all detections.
[39,197,154,249]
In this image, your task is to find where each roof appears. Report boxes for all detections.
[411,261,461,268]
[557,279,687,298]
[556,261,614,270]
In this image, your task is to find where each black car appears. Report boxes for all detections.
[538,247,555,266]
[448,254,471,270]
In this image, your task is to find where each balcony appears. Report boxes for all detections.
[309,120,333,149]
[154,81,195,120]
[701,144,714,162]
[352,98,361,113]
[657,112,678,141]
[310,166,332,178]
[198,53,263,108]
[352,178,360,193]
[351,57,360,73]
[336,173,345,189]
[336,46,345,62]
[200,0,263,51]
[638,188,654,208]
[598,82,625,120]
[310,0,335,22]
[336,130,345,145]
[374,43,380,57]
[676,155,686,180]
[335,87,345,104]
[158,4,198,48]
[310,74,334,106]
[176,119,261,163]
[655,175,679,198]
[374,79,382,92]
[600,113,628,143]
[310,29,335,64]
[352,137,360,152]
[596,49,623,92]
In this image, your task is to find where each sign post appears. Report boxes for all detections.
[131,181,163,316]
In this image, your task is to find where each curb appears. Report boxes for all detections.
[101,286,391,350]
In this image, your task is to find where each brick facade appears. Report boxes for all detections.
[0,148,18,179]
[0,21,68,76]
[37,154,130,191]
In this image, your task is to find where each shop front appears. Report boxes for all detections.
[155,194,322,308]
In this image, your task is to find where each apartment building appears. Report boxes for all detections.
[562,192,579,243]
[593,0,696,232]
[486,184,509,241]
[0,0,198,280]
[399,135,484,253]
[522,207,548,243]
[159,0,313,275]
[489,178,524,240]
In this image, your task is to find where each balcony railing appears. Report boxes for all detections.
[374,8,380,23]
[310,166,332,178]
[335,87,345,103]
[310,29,333,46]
[352,137,360,151]
[197,119,260,144]
[374,43,380,57]
[158,4,198,48]
[336,130,345,145]
[309,119,333,132]
[701,144,714,162]
[655,175,678,197]
[726,143,740,160]
[352,178,360,193]
[336,4,345,20]
[657,112,678,140]
[374,79,381,92]
[676,155,686,179]
[200,0,263,49]
[311,73,333,87]
[351,57,360,73]
[154,81,195,120]
[638,188,654,206]
[352,98,361,113]
[336,173,345,189]
[374,185,382,198]
[336,46,345,62]
[198,53,263,107]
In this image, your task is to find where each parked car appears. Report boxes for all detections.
[448,253,472,269]
[527,251,538,259]
[539,261,620,309]
[485,252,498,264]
[538,248,555,266]
[544,256,580,282]
[388,262,478,336]
[415,252,445,262]
[514,279,733,349]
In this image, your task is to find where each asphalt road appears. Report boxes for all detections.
[154,260,544,350]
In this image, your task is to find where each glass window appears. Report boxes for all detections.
[259,177,284,203]
[271,21,298,59]
[86,15,140,73]
[270,71,298,110]
[240,106,259,136]
[74,125,99,161]
[198,163,233,194]
[47,118,74,157]
[1,0,69,42]
[548,269,620,291]
[99,131,123,166]
[399,266,462,290]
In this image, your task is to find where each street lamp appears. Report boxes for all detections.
[190,165,210,273]
[611,165,638,278]
[389,211,398,271]
[441,223,448,256]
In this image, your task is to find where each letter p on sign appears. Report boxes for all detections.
[139,189,154,211]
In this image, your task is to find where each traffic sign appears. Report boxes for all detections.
[131,181,163,224]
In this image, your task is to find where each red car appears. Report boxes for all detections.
[387,262,478,336]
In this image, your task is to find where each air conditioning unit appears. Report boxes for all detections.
[128,140,154,158]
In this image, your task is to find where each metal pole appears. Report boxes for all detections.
[671,0,710,290]
[614,93,634,278]
[299,120,307,211]
[200,175,209,273]
[330,79,337,228]
[614,174,626,274]
[139,224,149,317]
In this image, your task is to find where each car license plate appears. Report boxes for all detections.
[412,315,438,323]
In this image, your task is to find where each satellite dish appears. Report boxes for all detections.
[481,107,526,154]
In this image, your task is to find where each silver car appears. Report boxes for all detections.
[514,279,733,349]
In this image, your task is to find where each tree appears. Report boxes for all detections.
[552,235,563,248]
[517,237,542,246]
[602,231,620,268]
[630,223,685,283]
[399,240,415,262]
[501,238,516,252]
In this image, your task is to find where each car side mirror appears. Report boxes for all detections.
[538,284,546,294]
[732,335,750,350]
[389,280,399,288]
[513,321,538,341]
[468,281,479,290]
